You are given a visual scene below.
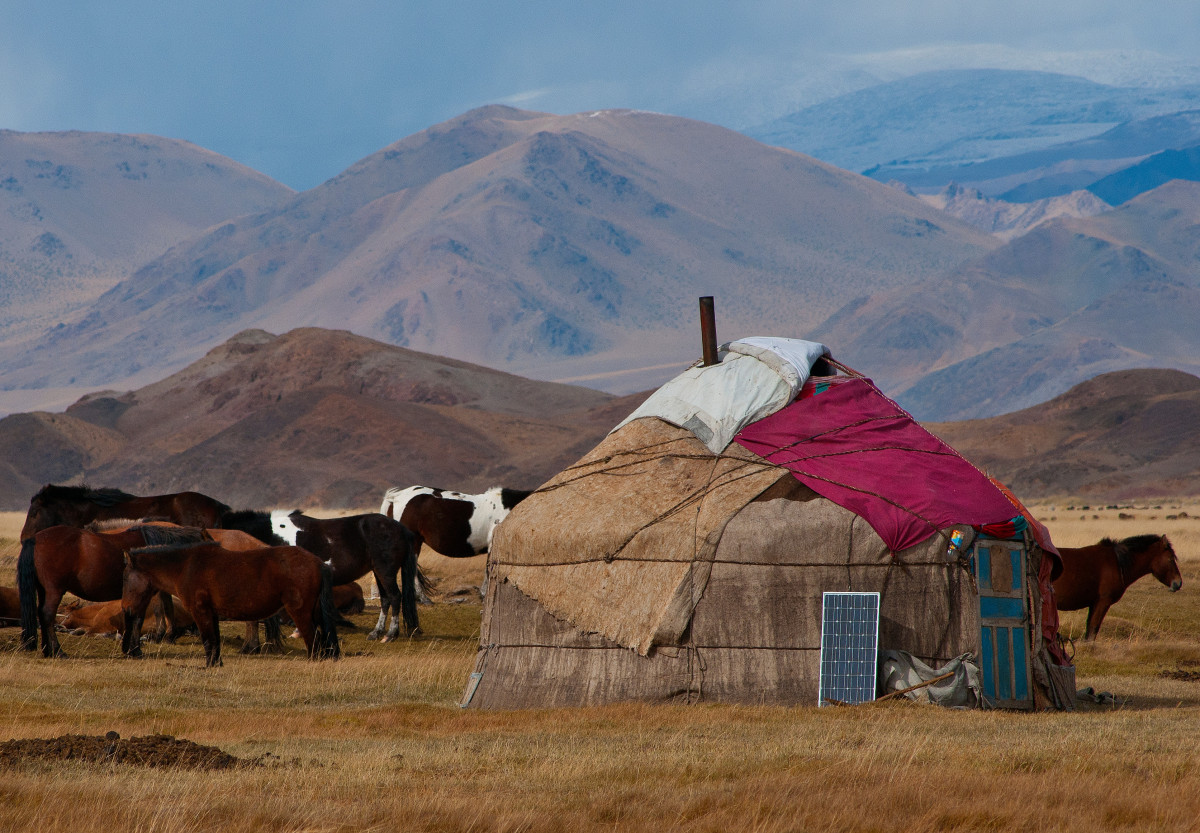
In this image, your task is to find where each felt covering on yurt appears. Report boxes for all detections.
[493,417,788,655]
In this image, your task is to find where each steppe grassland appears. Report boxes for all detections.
[2,504,1200,832]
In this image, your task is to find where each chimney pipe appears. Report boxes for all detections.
[699,296,718,366]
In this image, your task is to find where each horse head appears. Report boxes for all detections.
[269,509,302,545]
[20,488,61,542]
[1152,535,1183,592]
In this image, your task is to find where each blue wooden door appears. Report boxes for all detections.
[973,537,1034,709]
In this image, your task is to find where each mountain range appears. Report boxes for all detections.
[0,327,1193,511]
[928,368,1200,500]
[814,179,1200,420]
[0,106,997,406]
[2,72,1200,423]
[747,70,1200,202]
[0,327,645,510]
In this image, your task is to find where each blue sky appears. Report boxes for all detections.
[2,1,1198,191]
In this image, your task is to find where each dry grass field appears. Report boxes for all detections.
[4,504,1200,832]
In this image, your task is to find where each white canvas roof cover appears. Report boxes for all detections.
[613,337,830,453]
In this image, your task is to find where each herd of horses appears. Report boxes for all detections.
[3,482,1186,667]
[12,483,529,666]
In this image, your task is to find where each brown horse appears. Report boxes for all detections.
[20,484,230,542]
[17,523,207,656]
[1054,534,1182,640]
[121,541,340,667]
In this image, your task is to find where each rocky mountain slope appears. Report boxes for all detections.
[913,183,1110,239]
[0,106,999,407]
[0,130,293,345]
[812,180,1200,420]
[928,369,1200,500]
[0,327,648,510]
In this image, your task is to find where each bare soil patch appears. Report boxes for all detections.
[0,732,257,770]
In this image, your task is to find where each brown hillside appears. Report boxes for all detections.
[927,368,1200,500]
[0,328,648,510]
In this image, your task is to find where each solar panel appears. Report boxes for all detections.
[819,591,880,706]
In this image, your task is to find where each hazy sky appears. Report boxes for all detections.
[2,1,1198,190]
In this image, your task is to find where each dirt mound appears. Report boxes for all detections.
[0,732,255,770]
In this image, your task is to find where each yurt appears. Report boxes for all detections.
[461,337,1075,710]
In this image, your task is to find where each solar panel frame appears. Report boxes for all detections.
[818,591,881,706]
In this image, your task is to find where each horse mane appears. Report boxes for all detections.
[1101,534,1166,575]
[36,483,137,507]
[135,525,211,547]
[129,540,220,564]
[87,518,142,532]
[498,487,533,509]
[220,509,285,546]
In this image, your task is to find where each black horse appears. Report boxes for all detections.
[270,510,421,640]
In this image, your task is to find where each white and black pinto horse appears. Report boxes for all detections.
[378,485,532,600]
[269,510,420,642]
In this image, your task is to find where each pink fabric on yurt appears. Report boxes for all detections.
[733,377,1019,553]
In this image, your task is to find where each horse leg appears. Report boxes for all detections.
[367,569,389,641]
[39,589,67,659]
[287,603,317,657]
[241,620,262,654]
[1085,599,1113,641]
[194,606,222,668]
[377,571,405,642]
[159,592,186,643]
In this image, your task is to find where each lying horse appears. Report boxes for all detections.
[20,484,229,542]
[270,510,420,641]
[1054,534,1182,640]
[121,541,340,667]
[60,596,197,640]
[378,485,532,599]
[18,523,206,657]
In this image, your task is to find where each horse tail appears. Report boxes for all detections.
[17,538,41,651]
[263,613,284,650]
[398,523,421,636]
[313,564,341,659]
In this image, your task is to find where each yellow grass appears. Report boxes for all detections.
[3,505,1200,831]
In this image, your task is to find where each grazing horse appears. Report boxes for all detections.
[121,541,340,667]
[379,485,532,600]
[20,484,229,542]
[269,510,420,641]
[1054,534,1182,640]
[17,523,206,657]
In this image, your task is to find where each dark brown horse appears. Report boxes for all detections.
[121,541,340,667]
[270,510,420,641]
[1054,534,1182,640]
[17,523,207,656]
[20,484,230,542]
